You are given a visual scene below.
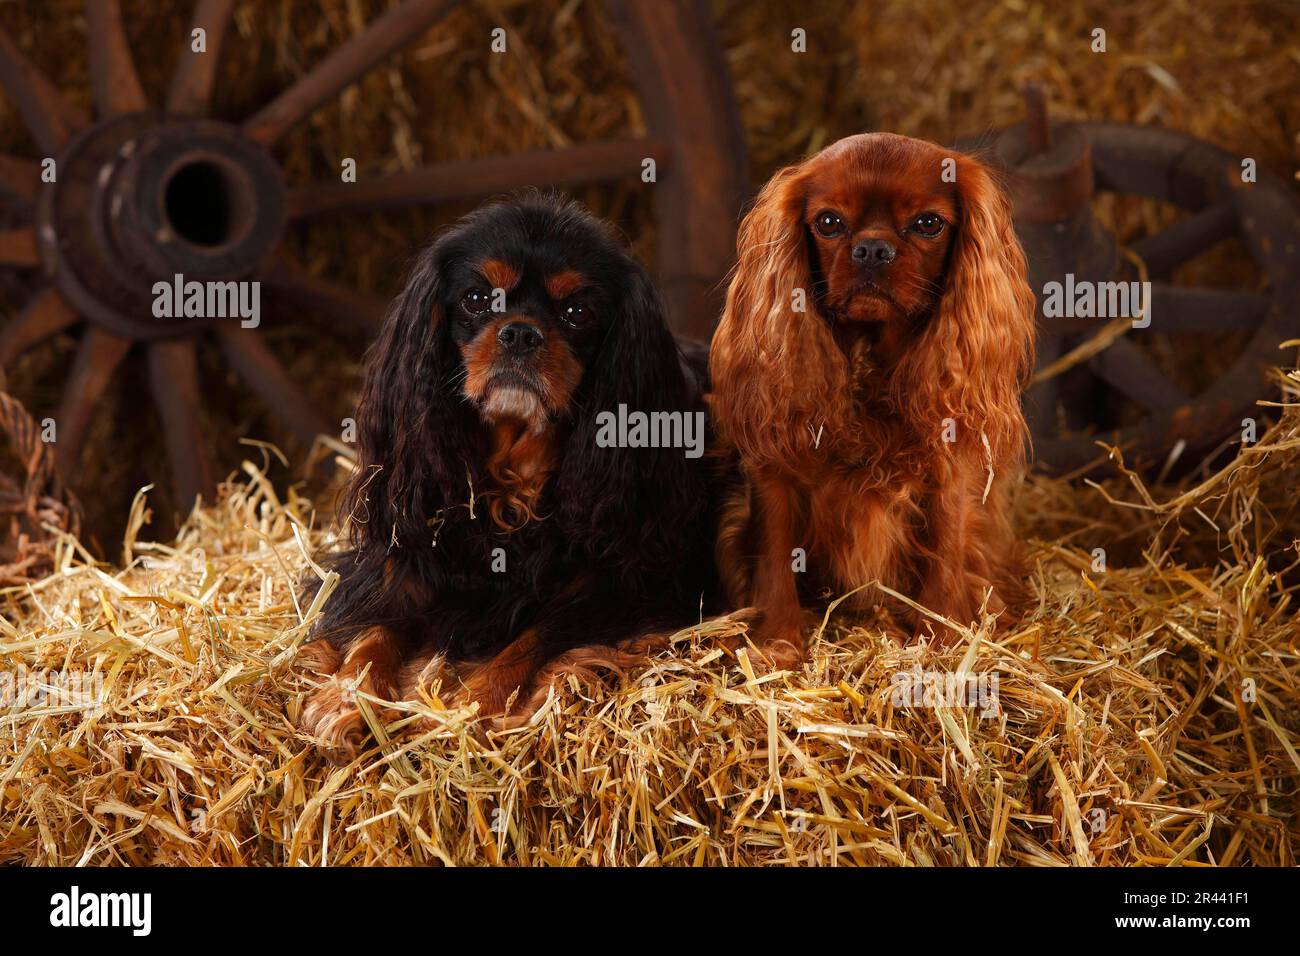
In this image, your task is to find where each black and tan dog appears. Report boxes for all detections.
[299,193,715,761]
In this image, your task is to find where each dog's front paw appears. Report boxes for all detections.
[751,636,804,673]
[300,679,367,765]
[746,615,805,673]
[296,640,344,676]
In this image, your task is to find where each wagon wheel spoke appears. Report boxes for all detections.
[259,257,386,335]
[166,0,239,116]
[86,0,148,117]
[242,0,461,147]
[287,138,671,219]
[606,0,747,339]
[1147,283,1270,333]
[1089,337,1190,413]
[0,287,79,369]
[148,339,215,509]
[0,154,40,204]
[0,225,40,267]
[53,327,132,479]
[216,324,332,449]
[0,25,89,152]
[1127,202,1236,279]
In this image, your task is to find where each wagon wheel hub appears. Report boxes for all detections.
[37,114,285,341]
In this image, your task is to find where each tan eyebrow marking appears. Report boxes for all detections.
[480,258,519,292]
[546,269,587,300]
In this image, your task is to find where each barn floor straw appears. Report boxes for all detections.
[2,359,1298,866]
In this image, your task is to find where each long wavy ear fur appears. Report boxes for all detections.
[341,241,484,551]
[894,155,1036,465]
[709,164,852,467]
[553,260,704,580]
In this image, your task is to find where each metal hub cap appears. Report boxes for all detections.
[36,114,284,341]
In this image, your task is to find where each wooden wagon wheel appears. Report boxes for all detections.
[971,90,1300,475]
[0,0,746,510]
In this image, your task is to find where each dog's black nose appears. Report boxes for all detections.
[852,238,896,266]
[497,322,543,354]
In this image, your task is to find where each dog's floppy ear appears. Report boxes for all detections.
[553,260,704,574]
[709,163,851,466]
[894,154,1036,464]
[341,241,484,550]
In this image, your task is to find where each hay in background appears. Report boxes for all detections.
[0,390,80,586]
[2,362,1297,866]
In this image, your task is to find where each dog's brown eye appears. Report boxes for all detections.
[911,213,945,238]
[460,289,491,316]
[814,210,846,238]
[560,300,590,328]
